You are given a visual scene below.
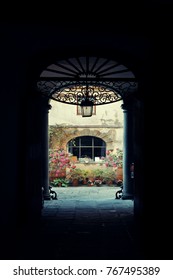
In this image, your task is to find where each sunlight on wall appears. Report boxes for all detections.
[49,100,123,127]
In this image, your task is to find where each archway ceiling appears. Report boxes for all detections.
[37,56,138,105]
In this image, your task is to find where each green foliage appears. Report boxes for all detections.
[49,125,68,147]
[101,169,116,181]
[67,168,83,180]
[49,125,76,149]
[51,178,69,187]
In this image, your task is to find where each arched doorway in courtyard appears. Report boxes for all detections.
[37,56,137,201]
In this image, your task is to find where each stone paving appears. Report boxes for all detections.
[38,186,143,260]
[13,186,144,260]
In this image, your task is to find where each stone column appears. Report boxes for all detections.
[121,101,134,199]
[41,98,52,200]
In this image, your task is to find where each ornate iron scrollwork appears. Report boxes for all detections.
[37,80,137,105]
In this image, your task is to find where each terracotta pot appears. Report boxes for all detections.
[72,179,79,186]
[116,167,123,181]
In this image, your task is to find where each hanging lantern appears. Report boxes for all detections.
[80,97,94,117]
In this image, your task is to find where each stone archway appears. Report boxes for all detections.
[64,128,113,149]
[38,56,137,200]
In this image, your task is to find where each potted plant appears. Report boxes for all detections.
[93,169,104,186]
[102,148,123,181]
[67,168,83,186]
[80,170,90,185]
[102,169,116,185]
[86,170,95,186]
[51,178,68,187]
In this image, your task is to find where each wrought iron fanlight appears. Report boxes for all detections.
[37,56,138,117]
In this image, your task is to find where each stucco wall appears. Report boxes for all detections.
[49,99,123,126]
[49,99,124,152]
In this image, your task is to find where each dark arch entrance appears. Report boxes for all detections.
[1,21,170,261]
[37,56,137,201]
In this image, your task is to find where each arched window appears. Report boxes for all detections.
[67,136,106,161]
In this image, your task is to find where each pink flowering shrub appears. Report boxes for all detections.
[49,147,76,181]
[102,148,123,169]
